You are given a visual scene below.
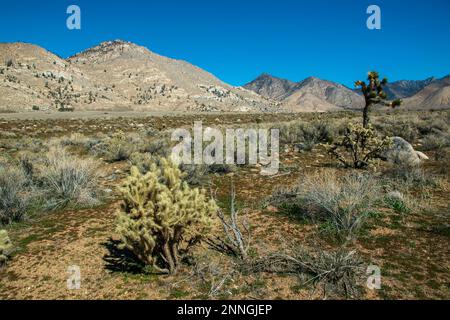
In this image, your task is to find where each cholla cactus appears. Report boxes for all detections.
[0,230,12,266]
[355,71,402,128]
[328,123,392,169]
[116,158,217,274]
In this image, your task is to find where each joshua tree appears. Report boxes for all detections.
[355,71,402,128]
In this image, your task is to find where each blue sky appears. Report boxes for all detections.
[1,0,449,87]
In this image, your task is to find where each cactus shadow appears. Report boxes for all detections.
[102,238,146,274]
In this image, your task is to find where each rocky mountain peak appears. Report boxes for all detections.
[68,40,149,64]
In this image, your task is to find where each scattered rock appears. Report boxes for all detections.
[386,191,404,201]
[383,137,429,165]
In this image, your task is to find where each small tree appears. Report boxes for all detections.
[355,71,402,128]
[116,158,217,274]
[50,85,74,111]
[328,123,392,169]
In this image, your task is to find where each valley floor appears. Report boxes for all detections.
[0,110,449,300]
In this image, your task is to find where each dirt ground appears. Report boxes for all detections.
[0,110,449,300]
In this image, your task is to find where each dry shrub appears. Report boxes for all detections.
[384,160,440,189]
[92,131,136,162]
[142,138,171,157]
[38,147,102,209]
[298,172,381,239]
[128,152,155,174]
[242,246,365,298]
[266,171,381,240]
[280,120,335,151]
[0,165,30,225]
[422,132,450,160]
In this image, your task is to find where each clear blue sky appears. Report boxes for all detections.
[1,0,449,87]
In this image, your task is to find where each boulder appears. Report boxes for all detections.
[386,191,404,201]
[416,151,429,160]
[383,137,429,165]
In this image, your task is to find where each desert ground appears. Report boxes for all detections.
[0,109,449,300]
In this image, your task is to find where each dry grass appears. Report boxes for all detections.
[0,165,30,225]
[38,147,102,209]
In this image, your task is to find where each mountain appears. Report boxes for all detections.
[243,73,296,100]
[1,41,448,113]
[383,77,436,99]
[244,74,364,111]
[402,75,450,110]
[0,40,280,112]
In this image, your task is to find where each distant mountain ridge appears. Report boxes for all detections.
[402,75,450,110]
[383,77,436,99]
[353,77,437,100]
[0,40,449,113]
[244,74,364,112]
[244,73,450,111]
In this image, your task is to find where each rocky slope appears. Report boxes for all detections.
[243,73,296,100]
[244,74,364,111]
[0,40,280,112]
[402,75,450,110]
[382,77,436,100]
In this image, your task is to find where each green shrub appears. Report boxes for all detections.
[384,191,410,214]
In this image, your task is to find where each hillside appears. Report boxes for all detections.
[244,74,364,111]
[0,41,280,113]
[402,75,450,110]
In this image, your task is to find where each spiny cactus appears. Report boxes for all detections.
[0,230,12,266]
[116,158,217,274]
[327,123,392,169]
[355,71,402,128]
